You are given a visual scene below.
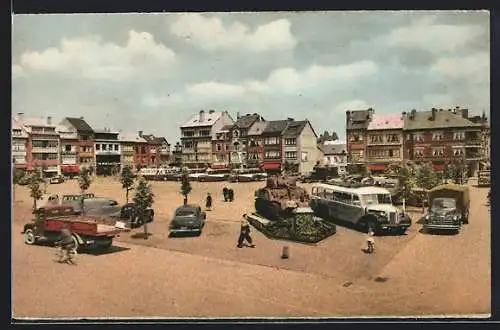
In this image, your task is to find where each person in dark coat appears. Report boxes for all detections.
[228,188,234,202]
[222,187,229,202]
[205,193,213,211]
[237,214,255,248]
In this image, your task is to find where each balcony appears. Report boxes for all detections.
[60,132,78,139]
[465,139,482,147]
[61,149,77,155]
[32,147,59,153]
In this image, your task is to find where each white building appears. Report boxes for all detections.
[318,140,348,174]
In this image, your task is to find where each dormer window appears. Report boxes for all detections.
[233,130,239,137]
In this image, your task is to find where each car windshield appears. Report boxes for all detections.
[175,209,196,217]
[431,198,456,210]
[360,193,392,205]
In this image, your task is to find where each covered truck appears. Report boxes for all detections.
[423,184,470,233]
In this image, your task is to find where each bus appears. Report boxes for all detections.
[309,183,411,235]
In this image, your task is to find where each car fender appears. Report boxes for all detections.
[72,232,85,245]
[22,223,35,233]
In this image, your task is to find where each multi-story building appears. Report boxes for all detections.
[142,134,170,166]
[261,120,290,173]
[56,124,79,177]
[318,141,348,174]
[180,110,234,169]
[94,128,121,175]
[15,115,61,177]
[212,125,232,169]
[228,113,264,167]
[133,131,150,169]
[171,142,183,167]
[346,108,374,166]
[119,132,144,170]
[281,120,318,174]
[247,121,268,169]
[12,116,29,172]
[365,114,404,173]
[403,107,484,175]
[59,117,95,170]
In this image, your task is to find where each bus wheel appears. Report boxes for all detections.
[366,220,378,235]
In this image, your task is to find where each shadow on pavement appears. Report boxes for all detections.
[86,245,131,256]
[168,231,202,238]
[130,232,153,239]
[418,228,460,236]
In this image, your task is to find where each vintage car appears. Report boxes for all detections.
[423,184,470,233]
[477,170,491,187]
[169,204,206,235]
[22,205,126,251]
[49,175,65,184]
[198,169,231,182]
[112,203,155,229]
[299,166,338,183]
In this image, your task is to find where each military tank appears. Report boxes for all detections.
[249,175,336,243]
[254,175,310,221]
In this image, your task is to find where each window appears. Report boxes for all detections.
[370,135,383,143]
[453,132,465,140]
[216,144,222,151]
[453,148,465,156]
[12,130,22,137]
[114,144,119,151]
[200,130,210,137]
[233,130,239,138]
[301,152,308,162]
[285,138,296,146]
[387,134,400,143]
[265,137,279,145]
[183,131,194,137]
[432,148,444,156]
[65,145,72,152]
[413,133,424,142]
[432,132,443,141]
[350,134,363,142]
[414,148,424,157]
[285,151,297,159]
[248,153,259,160]
[265,151,280,158]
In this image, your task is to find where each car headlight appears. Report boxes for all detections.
[425,215,429,220]
[453,215,458,221]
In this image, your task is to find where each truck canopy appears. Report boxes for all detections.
[428,184,470,210]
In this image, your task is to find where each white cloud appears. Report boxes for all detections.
[333,100,374,113]
[170,13,297,52]
[430,52,489,84]
[186,82,245,99]
[12,64,25,78]
[384,16,485,53]
[13,30,175,81]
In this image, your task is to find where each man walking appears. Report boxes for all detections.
[237,214,255,248]
[205,192,213,211]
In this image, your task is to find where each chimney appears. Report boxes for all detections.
[47,116,52,125]
[287,117,294,121]
[236,112,240,119]
[16,112,24,120]
[410,109,416,120]
[199,110,205,122]
[138,130,143,137]
[80,116,84,120]
[461,108,469,119]
[208,109,215,114]
[401,111,407,120]
[346,111,351,124]
[368,108,375,119]
[431,108,437,121]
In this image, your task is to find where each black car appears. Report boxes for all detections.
[169,204,206,235]
[112,203,155,229]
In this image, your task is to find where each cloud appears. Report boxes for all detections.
[383,16,485,53]
[142,60,379,108]
[333,99,374,112]
[12,64,25,78]
[430,52,489,84]
[13,30,175,81]
[170,13,297,52]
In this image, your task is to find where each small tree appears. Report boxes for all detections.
[395,163,414,210]
[416,163,440,190]
[448,160,467,184]
[180,168,192,205]
[41,164,48,193]
[133,177,155,239]
[12,168,25,202]
[28,168,44,211]
[120,166,135,203]
[78,167,92,214]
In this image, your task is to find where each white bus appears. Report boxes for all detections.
[310,183,411,235]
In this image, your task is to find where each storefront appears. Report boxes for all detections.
[60,165,80,178]
[262,162,281,173]
[96,155,121,176]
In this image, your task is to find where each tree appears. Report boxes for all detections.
[133,177,155,239]
[120,165,135,203]
[360,164,371,178]
[12,168,25,202]
[448,160,467,184]
[180,168,192,205]
[28,168,44,211]
[41,164,48,193]
[393,163,414,207]
[78,167,92,214]
[415,163,440,190]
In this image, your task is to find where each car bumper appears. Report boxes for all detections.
[169,228,202,233]
[423,224,460,230]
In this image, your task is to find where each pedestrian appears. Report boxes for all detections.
[365,230,375,254]
[205,192,213,211]
[222,187,229,202]
[228,188,234,202]
[237,214,255,248]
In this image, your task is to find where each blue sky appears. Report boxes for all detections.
[12,11,490,144]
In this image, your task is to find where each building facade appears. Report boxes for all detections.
[365,114,404,173]
[59,117,95,171]
[228,113,264,168]
[247,121,268,169]
[57,125,79,176]
[12,117,29,171]
[318,141,348,174]
[212,125,232,169]
[281,120,318,174]
[180,110,234,169]
[119,132,143,170]
[403,107,484,175]
[94,129,121,175]
[142,134,170,166]
[346,108,373,166]
[261,120,289,172]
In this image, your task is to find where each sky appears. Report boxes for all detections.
[12,11,490,144]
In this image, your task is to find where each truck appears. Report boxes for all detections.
[22,205,126,251]
[423,184,470,234]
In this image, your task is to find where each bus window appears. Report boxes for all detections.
[352,194,361,206]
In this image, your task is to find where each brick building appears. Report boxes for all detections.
[228,113,264,168]
[247,121,268,169]
[261,120,290,173]
[142,134,170,166]
[59,117,95,172]
[346,108,374,166]
[212,125,232,169]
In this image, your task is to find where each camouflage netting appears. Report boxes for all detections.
[249,211,337,244]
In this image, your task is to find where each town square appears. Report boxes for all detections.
[11,11,490,319]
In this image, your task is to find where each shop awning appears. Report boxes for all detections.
[367,164,386,171]
[60,165,80,173]
[262,162,281,170]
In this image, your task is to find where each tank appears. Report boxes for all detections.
[254,175,310,221]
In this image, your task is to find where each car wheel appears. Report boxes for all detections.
[71,235,80,252]
[366,220,378,235]
[24,229,37,245]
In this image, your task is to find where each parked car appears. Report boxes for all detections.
[112,203,155,229]
[169,204,206,235]
[49,176,65,184]
[423,184,470,234]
